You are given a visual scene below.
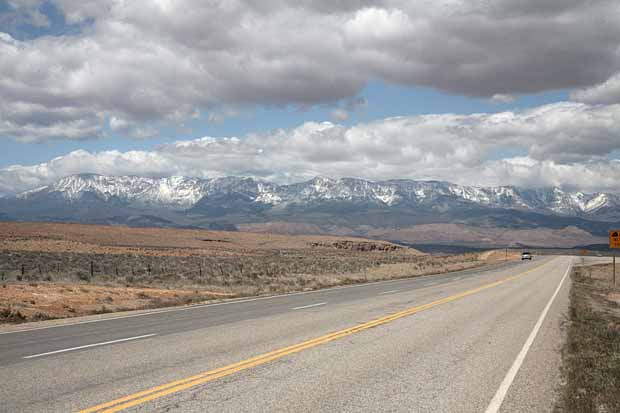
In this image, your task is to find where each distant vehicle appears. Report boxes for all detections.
[521,251,532,260]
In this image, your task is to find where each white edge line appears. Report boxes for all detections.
[484,258,572,413]
[379,289,401,295]
[22,333,157,359]
[292,302,327,310]
[0,259,526,336]
[0,279,412,335]
[0,280,402,335]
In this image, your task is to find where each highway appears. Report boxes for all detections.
[0,256,572,412]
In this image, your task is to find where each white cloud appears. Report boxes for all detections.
[109,116,157,139]
[2,101,620,194]
[571,72,620,105]
[479,157,620,192]
[1,0,620,141]
[108,117,130,132]
[344,7,414,44]
[490,94,515,104]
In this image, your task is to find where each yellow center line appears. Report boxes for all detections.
[79,258,555,413]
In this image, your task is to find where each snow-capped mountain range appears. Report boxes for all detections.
[15,173,620,217]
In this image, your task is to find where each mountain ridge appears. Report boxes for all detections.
[2,173,618,248]
[14,173,620,218]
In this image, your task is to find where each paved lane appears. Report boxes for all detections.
[0,260,520,365]
[0,257,569,412]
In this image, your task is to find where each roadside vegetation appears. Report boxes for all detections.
[0,222,512,324]
[558,263,620,412]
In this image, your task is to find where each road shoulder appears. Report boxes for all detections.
[556,263,620,412]
[494,260,571,412]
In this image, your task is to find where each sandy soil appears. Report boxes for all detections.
[559,264,620,411]
[0,221,411,257]
[573,263,620,306]
[0,282,232,322]
[0,222,514,323]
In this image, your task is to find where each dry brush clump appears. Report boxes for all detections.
[0,248,484,296]
[308,240,404,252]
[0,222,497,323]
[0,282,233,324]
[557,265,620,412]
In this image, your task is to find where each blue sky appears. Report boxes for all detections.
[0,81,569,168]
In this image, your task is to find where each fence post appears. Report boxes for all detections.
[614,253,616,286]
[90,261,94,279]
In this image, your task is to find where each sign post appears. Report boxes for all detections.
[580,249,589,272]
[609,230,620,286]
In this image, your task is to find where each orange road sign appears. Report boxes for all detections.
[610,230,620,249]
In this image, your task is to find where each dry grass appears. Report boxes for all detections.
[557,264,620,412]
[0,221,412,256]
[0,283,232,323]
[478,250,522,261]
[0,221,512,323]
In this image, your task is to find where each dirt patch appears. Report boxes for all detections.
[0,221,403,256]
[0,221,503,324]
[478,249,522,261]
[557,264,620,412]
[0,282,232,323]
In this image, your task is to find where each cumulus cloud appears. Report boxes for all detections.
[2,101,620,194]
[479,157,620,192]
[490,94,515,104]
[108,116,157,139]
[571,72,620,105]
[1,0,620,141]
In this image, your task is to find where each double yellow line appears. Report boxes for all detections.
[80,259,554,413]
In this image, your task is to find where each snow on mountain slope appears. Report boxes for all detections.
[15,174,620,216]
[19,174,207,207]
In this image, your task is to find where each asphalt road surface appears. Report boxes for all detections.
[0,256,572,412]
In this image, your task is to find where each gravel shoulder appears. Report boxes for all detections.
[557,263,620,412]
